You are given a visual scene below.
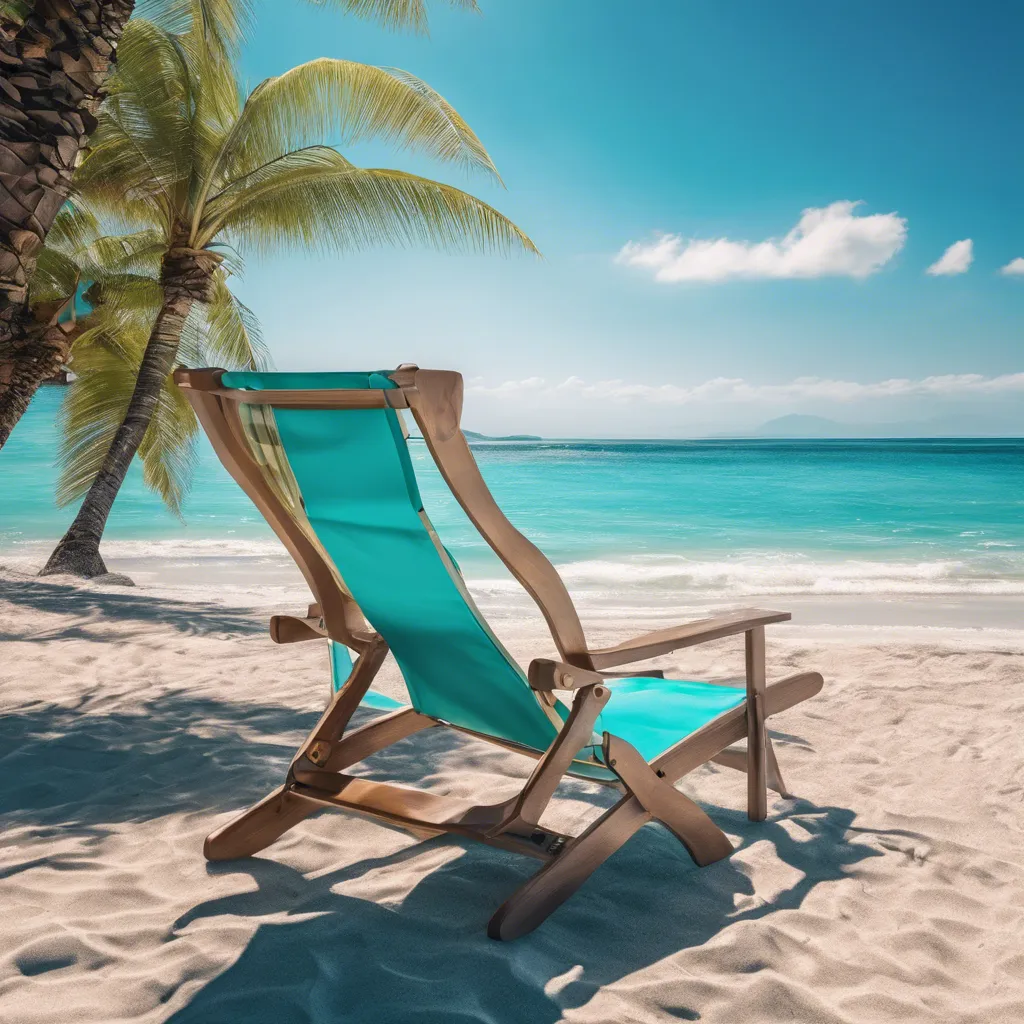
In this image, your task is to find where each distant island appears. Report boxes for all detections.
[407,428,542,442]
[463,429,542,441]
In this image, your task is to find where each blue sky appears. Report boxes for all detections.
[235,0,1023,436]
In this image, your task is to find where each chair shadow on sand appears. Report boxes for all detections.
[163,799,880,1024]
[166,720,888,1020]
[2,683,895,1023]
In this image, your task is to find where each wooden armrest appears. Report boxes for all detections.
[270,614,327,644]
[599,669,665,679]
[528,659,604,691]
[587,608,791,669]
[528,661,667,690]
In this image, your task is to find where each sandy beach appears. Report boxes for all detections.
[0,0,1018,1019]
[2,563,1022,1023]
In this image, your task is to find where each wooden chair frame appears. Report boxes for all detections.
[175,364,824,940]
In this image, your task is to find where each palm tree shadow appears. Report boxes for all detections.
[0,576,267,640]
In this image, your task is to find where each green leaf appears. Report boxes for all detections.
[215,58,499,191]
[204,149,538,257]
[138,0,251,59]
[32,204,162,321]
[137,376,199,517]
[178,271,269,370]
[58,303,199,518]
[303,0,479,35]
[0,1,31,26]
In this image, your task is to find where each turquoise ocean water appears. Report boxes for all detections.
[2,388,1023,605]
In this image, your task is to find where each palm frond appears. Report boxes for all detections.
[31,248,83,306]
[165,26,240,185]
[77,19,198,224]
[58,304,197,516]
[76,233,166,281]
[205,240,246,279]
[213,58,500,194]
[178,272,269,370]
[138,0,252,60]
[33,206,162,315]
[200,145,355,234]
[305,0,479,34]
[84,275,165,325]
[74,107,180,226]
[44,202,103,257]
[0,1,31,26]
[205,150,538,257]
[43,204,165,279]
[136,377,199,516]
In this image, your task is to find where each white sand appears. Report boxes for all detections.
[1,565,1023,1023]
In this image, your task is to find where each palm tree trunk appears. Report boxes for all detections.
[41,240,219,577]
[0,0,135,450]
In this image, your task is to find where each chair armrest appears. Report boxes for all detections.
[599,669,665,679]
[587,608,791,669]
[528,659,605,691]
[270,614,327,644]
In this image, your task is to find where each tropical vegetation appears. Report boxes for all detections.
[0,0,479,450]
[39,13,535,577]
[33,200,266,529]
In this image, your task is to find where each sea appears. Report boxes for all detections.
[3,387,1023,627]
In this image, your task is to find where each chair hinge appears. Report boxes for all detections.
[306,740,332,766]
[530,830,568,856]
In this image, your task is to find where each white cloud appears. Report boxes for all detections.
[926,239,973,276]
[616,201,907,283]
[468,372,1024,406]
[1000,257,1024,277]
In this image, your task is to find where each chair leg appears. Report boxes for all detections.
[745,627,768,821]
[488,726,741,940]
[710,739,791,798]
[765,735,790,799]
[604,734,733,866]
[491,683,610,838]
[204,637,392,862]
[488,795,651,941]
[291,637,389,771]
[204,785,322,861]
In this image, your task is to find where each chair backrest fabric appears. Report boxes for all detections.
[220,370,562,752]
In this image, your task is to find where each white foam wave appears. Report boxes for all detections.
[473,554,1024,598]
[5,538,1022,598]
[56,536,285,560]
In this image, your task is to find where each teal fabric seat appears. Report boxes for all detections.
[219,369,750,773]
[222,369,562,754]
[597,677,746,762]
[329,640,404,710]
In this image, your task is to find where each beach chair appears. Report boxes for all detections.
[175,365,824,940]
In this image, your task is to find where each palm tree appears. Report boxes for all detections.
[0,0,222,449]
[41,18,536,577]
[32,201,265,523]
[0,0,479,450]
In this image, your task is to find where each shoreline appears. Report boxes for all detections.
[3,544,1024,634]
